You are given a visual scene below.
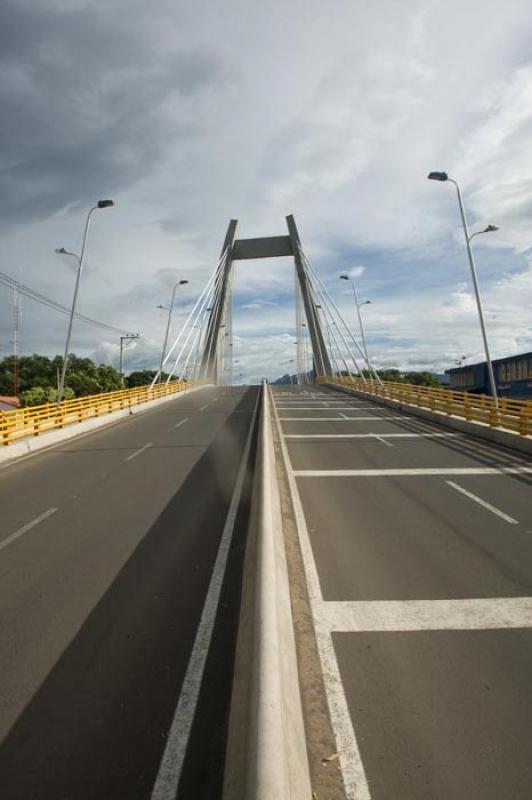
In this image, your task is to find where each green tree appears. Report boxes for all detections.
[19,385,73,406]
[377,369,404,383]
[125,370,166,388]
[96,364,122,392]
[403,371,440,388]
[65,371,101,397]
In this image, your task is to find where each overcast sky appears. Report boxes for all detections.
[1,0,532,382]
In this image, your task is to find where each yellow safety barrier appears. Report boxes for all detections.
[0,379,197,446]
[319,376,532,437]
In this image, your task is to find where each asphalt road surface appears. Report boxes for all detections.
[272,384,532,800]
[0,385,259,800]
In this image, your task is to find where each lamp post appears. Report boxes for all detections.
[428,172,499,410]
[340,273,374,378]
[119,333,139,385]
[157,278,189,382]
[55,199,114,404]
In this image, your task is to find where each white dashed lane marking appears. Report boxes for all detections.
[446,480,519,524]
[0,507,58,553]
[124,443,152,462]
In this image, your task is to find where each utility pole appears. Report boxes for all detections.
[12,285,20,397]
[120,334,139,385]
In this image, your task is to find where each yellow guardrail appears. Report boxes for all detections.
[0,379,197,446]
[320,376,532,437]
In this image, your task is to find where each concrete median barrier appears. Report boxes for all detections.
[223,383,312,800]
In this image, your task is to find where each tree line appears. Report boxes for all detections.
[275,368,442,387]
[0,355,166,406]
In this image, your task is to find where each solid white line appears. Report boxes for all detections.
[294,467,532,477]
[150,388,260,800]
[124,442,152,462]
[0,507,58,553]
[174,418,189,430]
[446,481,519,524]
[278,416,404,421]
[271,393,371,800]
[316,598,532,632]
[284,433,461,439]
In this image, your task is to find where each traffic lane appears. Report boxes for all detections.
[280,419,415,436]
[0,388,256,747]
[0,386,221,537]
[286,434,531,471]
[0,387,258,800]
[296,475,532,600]
[276,408,398,419]
[334,629,532,800]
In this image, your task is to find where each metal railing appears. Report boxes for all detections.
[0,380,196,446]
[320,376,532,437]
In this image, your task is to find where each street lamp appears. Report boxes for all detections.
[55,199,114,404]
[158,278,189,382]
[340,273,375,378]
[428,171,499,410]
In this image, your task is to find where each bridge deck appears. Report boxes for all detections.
[272,384,532,800]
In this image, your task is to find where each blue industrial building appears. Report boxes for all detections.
[446,351,532,400]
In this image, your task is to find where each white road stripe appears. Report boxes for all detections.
[373,434,393,447]
[316,598,532,632]
[271,393,371,800]
[284,433,461,439]
[174,418,189,430]
[124,442,152,462]
[0,507,58,553]
[279,416,404,421]
[294,467,532,477]
[446,481,519,524]
[275,406,371,410]
[150,388,260,800]
[199,404,208,411]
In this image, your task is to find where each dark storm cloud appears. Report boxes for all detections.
[0,0,225,225]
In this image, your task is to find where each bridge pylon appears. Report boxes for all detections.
[199,215,332,383]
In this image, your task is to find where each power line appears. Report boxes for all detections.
[0,270,135,337]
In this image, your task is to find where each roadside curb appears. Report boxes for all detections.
[0,384,209,468]
[326,383,532,457]
[223,383,312,800]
